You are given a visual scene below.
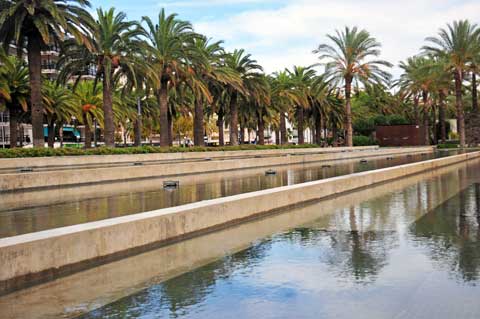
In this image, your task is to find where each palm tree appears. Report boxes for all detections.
[287,66,315,145]
[310,75,333,145]
[42,81,78,148]
[0,0,93,147]
[314,26,392,146]
[72,80,103,149]
[189,37,241,146]
[270,71,303,144]
[0,55,29,148]
[397,57,425,125]
[423,20,480,147]
[224,49,264,146]
[58,7,144,147]
[141,9,200,147]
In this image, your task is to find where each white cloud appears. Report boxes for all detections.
[162,0,278,7]
[193,0,480,77]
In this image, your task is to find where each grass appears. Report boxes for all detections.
[0,144,324,158]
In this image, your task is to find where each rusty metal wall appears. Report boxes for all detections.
[375,125,427,146]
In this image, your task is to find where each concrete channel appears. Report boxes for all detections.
[0,150,478,296]
[1,158,474,319]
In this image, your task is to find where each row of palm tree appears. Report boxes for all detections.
[397,20,480,147]
[0,0,479,148]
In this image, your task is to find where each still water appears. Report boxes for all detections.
[0,151,458,238]
[79,159,480,319]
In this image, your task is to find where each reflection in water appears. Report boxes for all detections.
[0,152,455,238]
[410,183,480,284]
[81,161,480,319]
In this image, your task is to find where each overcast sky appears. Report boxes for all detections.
[91,0,480,78]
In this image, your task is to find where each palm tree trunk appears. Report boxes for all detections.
[332,123,338,147]
[9,108,18,148]
[59,125,64,148]
[27,35,44,148]
[432,105,438,145]
[102,71,115,147]
[194,99,204,146]
[413,95,420,126]
[473,72,478,113]
[344,78,353,147]
[134,97,142,147]
[229,92,239,145]
[280,112,287,144]
[167,109,173,146]
[297,106,304,145]
[275,129,280,145]
[83,113,92,149]
[455,70,466,147]
[217,109,224,146]
[239,124,245,144]
[315,111,322,145]
[439,90,447,143]
[422,90,430,145]
[257,113,265,145]
[134,117,142,147]
[158,85,169,147]
[47,120,55,148]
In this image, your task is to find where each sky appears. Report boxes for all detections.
[91,0,480,78]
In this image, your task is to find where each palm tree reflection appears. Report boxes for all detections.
[410,183,480,284]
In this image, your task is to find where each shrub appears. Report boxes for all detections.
[353,118,375,136]
[386,114,410,125]
[0,144,324,158]
[373,115,388,126]
[353,135,378,146]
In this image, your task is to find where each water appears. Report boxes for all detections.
[0,151,458,238]
[76,158,480,319]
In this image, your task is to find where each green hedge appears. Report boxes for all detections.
[353,135,378,146]
[0,144,324,158]
[437,142,460,149]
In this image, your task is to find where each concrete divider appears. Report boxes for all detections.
[0,146,433,192]
[0,150,477,295]
[0,146,379,170]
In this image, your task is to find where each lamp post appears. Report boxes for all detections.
[135,97,142,147]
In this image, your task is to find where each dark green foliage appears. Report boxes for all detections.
[387,114,410,125]
[353,135,378,146]
[353,118,375,136]
[0,144,322,158]
[373,115,388,126]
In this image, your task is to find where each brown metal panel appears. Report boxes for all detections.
[375,125,427,146]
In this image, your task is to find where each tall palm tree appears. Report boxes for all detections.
[0,0,93,147]
[42,81,78,147]
[58,7,144,147]
[0,54,29,148]
[189,37,241,146]
[141,9,200,147]
[423,20,480,147]
[72,80,103,149]
[310,75,333,145]
[270,71,303,144]
[287,66,315,145]
[224,49,263,146]
[314,26,392,146]
[397,57,425,125]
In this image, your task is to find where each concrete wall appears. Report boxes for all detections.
[0,150,477,295]
[0,146,433,192]
[0,146,379,170]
